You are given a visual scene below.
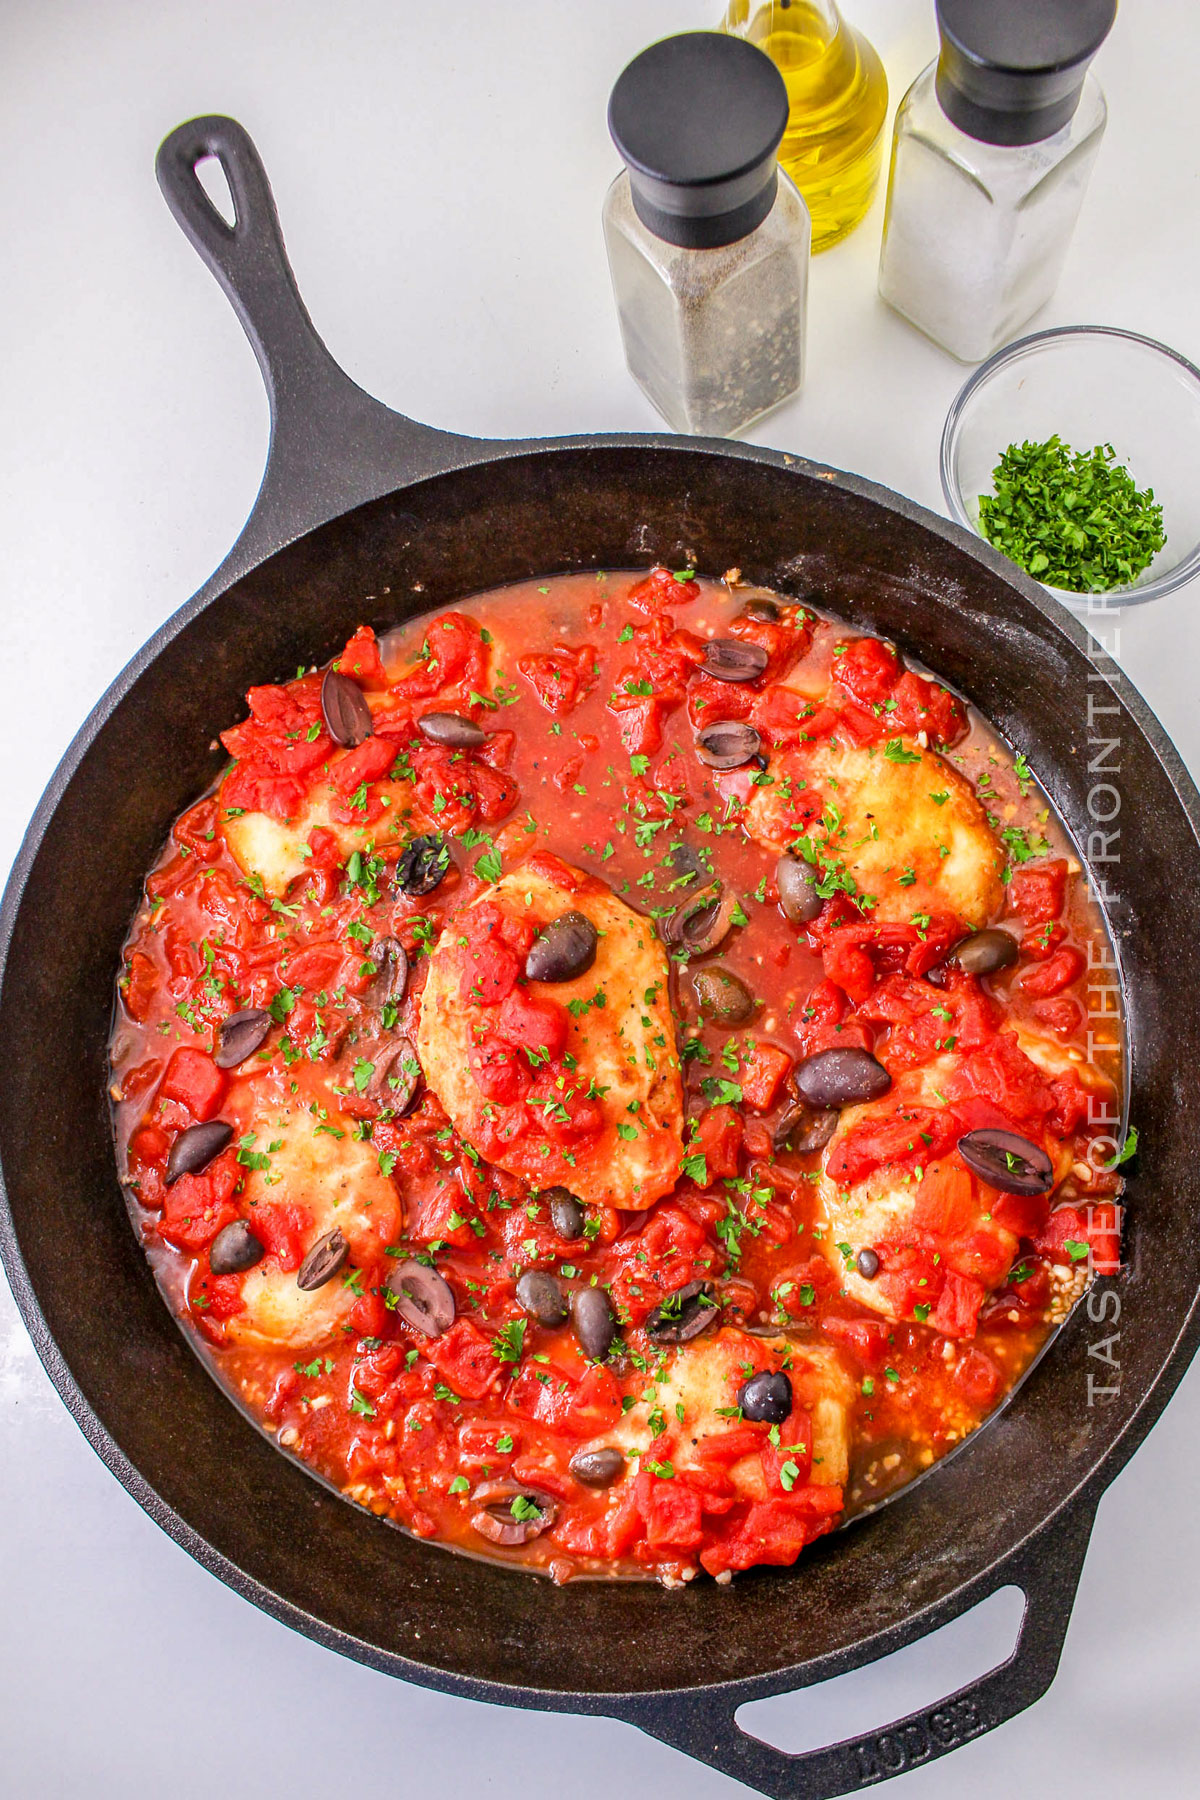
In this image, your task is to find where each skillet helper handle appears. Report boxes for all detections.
[622,1493,1099,1800]
[155,115,474,562]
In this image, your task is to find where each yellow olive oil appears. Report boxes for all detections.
[722,0,888,251]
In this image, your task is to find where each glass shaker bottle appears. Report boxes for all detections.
[603,32,811,437]
[878,0,1116,364]
[721,0,889,252]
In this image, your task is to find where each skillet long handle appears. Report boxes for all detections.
[619,1491,1098,1800]
[155,115,482,573]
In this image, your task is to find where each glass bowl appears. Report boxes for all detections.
[940,325,1200,606]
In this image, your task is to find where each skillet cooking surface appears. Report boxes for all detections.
[1,116,1198,1800]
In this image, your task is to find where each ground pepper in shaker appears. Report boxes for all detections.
[878,0,1116,365]
[603,31,810,437]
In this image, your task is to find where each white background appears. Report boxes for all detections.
[2,1,1198,1794]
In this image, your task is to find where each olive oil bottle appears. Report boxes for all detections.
[721,0,888,251]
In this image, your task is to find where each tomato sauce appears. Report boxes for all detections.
[108,567,1125,1585]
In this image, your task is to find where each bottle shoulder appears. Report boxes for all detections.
[893,65,1107,194]
[603,170,809,293]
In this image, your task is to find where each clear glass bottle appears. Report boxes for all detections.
[720,0,888,253]
[603,32,811,437]
[878,0,1116,364]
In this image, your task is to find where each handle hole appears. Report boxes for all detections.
[735,1584,1025,1756]
[196,154,236,229]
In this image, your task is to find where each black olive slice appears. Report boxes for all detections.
[166,1120,233,1185]
[794,1048,891,1109]
[545,1186,586,1240]
[417,711,486,749]
[645,1281,719,1344]
[737,1370,792,1423]
[776,854,823,924]
[214,1008,272,1069]
[209,1219,266,1276]
[691,965,755,1025]
[664,883,737,957]
[694,721,762,769]
[515,1270,568,1328]
[569,1446,625,1487]
[571,1286,616,1360]
[321,668,373,747]
[470,1481,559,1547]
[367,937,409,1012]
[946,929,1019,977]
[296,1228,349,1292]
[772,1099,838,1156]
[386,1259,456,1337]
[702,639,769,683]
[525,911,598,983]
[395,834,450,897]
[957,1128,1054,1196]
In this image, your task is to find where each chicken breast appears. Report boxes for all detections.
[221,771,424,898]
[611,1327,855,1496]
[418,863,683,1209]
[819,1033,1112,1324]
[744,737,1003,927]
[223,1096,402,1351]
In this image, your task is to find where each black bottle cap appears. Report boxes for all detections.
[608,32,790,249]
[935,0,1116,146]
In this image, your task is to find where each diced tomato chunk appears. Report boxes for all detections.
[1020,946,1085,996]
[498,988,569,1059]
[468,1037,529,1104]
[334,625,387,687]
[739,1042,792,1112]
[692,1105,743,1181]
[158,1153,240,1251]
[159,1048,228,1121]
[426,1320,501,1400]
[1010,859,1067,925]
[930,1270,987,1338]
[328,735,397,795]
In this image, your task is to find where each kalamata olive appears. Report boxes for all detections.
[776,854,824,925]
[525,910,598,983]
[418,710,486,749]
[470,1481,558,1547]
[569,1446,625,1488]
[571,1285,616,1361]
[364,1041,421,1115]
[694,720,762,770]
[773,1099,839,1156]
[515,1270,568,1328]
[666,842,707,887]
[386,1259,456,1336]
[214,1008,272,1069]
[856,1247,881,1280]
[691,965,756,1026]
[664,883,736,957]
[957,1128,1054,1196]
[645,1281,719,1345]
[946,929,1019,978]
[296,1228,349,1292]
[545,1186,585,1240]
[738,595,781,623]
[208,1219,266,1276]
[738,1369,792,1424]
[702,639,769,683]
[794,1047,892,1109]
[321,668,373,748]
[367,937,409,1013]
[395,833,450,896]
[165,1120,233,1185]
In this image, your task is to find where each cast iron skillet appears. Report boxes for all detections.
[1,116,1197,1800]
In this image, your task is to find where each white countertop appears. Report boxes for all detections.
[3,2,1198,1794]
